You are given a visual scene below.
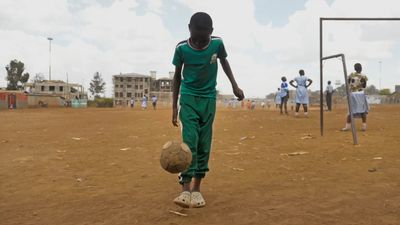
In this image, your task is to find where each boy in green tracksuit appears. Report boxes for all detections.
[171,12,244,208]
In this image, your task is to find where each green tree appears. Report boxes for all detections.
[364,85,379,95]
[335,84,347,97]
[379,88,391,95]
[89,72,106,99]
[266,92,276,99]
[5,59,30,90]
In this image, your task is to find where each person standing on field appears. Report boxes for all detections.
[289,69,313,117]
[171,12,244,208]
[326,80,334,111]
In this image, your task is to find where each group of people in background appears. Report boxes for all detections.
[129,95,158,110]
[273,63,369,131]
[275,69,313,117]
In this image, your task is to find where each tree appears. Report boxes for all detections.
[266,92,276,99]
[364,85,379,95]
[32,73,45,83]
[379,88,391,95]
[89,72,106,98]
[335,84,347,97]
[5,59,30,90]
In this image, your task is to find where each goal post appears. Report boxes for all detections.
[319,17,400,144]
[321,54,358,145]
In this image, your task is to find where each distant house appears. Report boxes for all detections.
[154,77,173,93]
[151,72,174,106]
[113,71,174,107]
[0,91,28,109]
[25,80,86,98]
[24,80,87,107]
[113,73,152,106]
[395,85,400,93]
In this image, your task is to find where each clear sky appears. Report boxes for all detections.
[1,0,399,98]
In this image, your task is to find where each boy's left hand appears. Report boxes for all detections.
[233,86,244,101]
[172,107,179,127]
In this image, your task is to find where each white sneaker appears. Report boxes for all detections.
[190,192,206,208]
[173,191,191,208]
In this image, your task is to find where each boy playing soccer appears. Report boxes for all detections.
[171,12,244,208]
[289,70,313,117]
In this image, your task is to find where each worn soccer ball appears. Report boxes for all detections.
[160,141,192,174]
[350,76,362,89]
[349,74,367,91]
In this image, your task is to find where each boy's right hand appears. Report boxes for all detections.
[172,107,179,127]
[233,86,244,101]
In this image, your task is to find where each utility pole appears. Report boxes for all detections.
[47,37,53,80]
[378,61,382,90]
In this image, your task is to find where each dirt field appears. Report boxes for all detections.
[1,105,399,225]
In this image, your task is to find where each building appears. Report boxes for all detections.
[113,71,174,107]
[151,72,174,106]
[395,85,400,93]
[113,73,152,106]
[25,80,86,98]
[0,91,28,109]
[154,72,174,93]
[24,80,87,107]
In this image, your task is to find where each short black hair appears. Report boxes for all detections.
[354,63,362,73]
[189,12,213,30]
[299,70,305,75]
[281,76,286,81]
[328,81,331,84]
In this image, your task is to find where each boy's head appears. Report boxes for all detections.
[354,63,362,73]
[281,76,287,82]
[328,81,331,85]
[299,70,305,76]
[189,12,213,45]
[278,88,281,91]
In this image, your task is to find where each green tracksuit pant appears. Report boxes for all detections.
[179,94,216,184]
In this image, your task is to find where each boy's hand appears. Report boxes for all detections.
[172,107,179,127]
[233,86,244,101]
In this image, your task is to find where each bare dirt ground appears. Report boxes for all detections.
[1,105,399,225]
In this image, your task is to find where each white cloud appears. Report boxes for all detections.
[1,0,400,98]
[146,0,163,14]
[0,0,75,36]
[0,0,176,96]
[177,0,400,97]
